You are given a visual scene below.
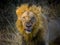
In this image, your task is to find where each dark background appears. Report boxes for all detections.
[0,0,60,45]
[0,0,60,28]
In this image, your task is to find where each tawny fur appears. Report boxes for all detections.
[16,4,48,45]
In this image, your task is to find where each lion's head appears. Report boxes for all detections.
[19,11,37,34]
[16,4,47,40]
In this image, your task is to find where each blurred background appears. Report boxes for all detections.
[0,0,60,45]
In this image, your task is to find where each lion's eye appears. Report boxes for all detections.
[21,17,25,21]
[22,17,25,19]
[23,17,25,19]
[31,17,36,23]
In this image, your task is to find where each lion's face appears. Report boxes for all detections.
[20,11,36,34]
[16,4,43,36]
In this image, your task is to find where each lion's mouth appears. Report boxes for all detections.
[25,29,32,34]
[25,25,32,34]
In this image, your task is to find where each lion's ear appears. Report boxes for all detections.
[16,7,21,17]
[16,4,29,17]
[16,7,23,20]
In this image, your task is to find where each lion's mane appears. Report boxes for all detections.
[16,4,47,45]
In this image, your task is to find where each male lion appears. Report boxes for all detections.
[16,4,48,45]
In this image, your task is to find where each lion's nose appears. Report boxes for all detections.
[26,22,32,27]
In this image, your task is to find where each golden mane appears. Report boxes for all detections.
[16,4,42,16]
[16,4,47,41]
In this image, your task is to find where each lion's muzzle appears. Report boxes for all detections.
[25,22,32,34]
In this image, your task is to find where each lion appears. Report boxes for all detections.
[16,4,48,45]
